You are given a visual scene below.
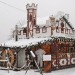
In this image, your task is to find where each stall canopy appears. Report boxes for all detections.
[1,37,52,48]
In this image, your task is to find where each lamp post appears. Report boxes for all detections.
[15,25,18,41]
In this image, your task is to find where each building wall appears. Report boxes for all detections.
[51,18,74,38]
[16,21,74,39]
[13,29,27,40]
[18,33,26,39]
[13,12,75,39]
[33,26,51,38]
[17,28,27,39]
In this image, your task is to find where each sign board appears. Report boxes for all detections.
[43,55,51,61]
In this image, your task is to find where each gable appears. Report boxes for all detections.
[62,16,74,30]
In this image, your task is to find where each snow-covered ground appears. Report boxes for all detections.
[0,68,75,75]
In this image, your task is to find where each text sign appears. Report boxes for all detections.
[43,55,51,61]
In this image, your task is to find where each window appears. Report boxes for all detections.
[23,28,27,35]
[42,26,47,33]
[18,30,21,35]
[23,28,26,33]
[56,26,59,33]
[30,14,32,21]
[36,26,40,33]
[34,19,36,25]
[61,22,64,33]
[61,22,64,27]
[61,28,64,33]
[65,28,68,34]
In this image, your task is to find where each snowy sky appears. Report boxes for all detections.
[0,0,75,44]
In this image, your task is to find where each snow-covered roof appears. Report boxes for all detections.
[62,16,74,29]
[54,11,65,19]
[16,11,74,29]
[17,16,49,28]
[21,24,27,28]
[54,11,74,29]
[37,16,49,25]
[1,37,52,48]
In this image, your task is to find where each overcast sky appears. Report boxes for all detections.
[0,0,75,44]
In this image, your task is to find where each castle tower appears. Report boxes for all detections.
[26,3,37,38]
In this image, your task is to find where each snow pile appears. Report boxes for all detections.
[0,68,75,75]
[1,37,51,48]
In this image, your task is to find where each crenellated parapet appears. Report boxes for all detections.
[26,3,37,10]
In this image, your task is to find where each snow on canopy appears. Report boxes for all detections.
[1,37,52,48]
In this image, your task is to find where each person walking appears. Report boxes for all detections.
[35,46,46,68]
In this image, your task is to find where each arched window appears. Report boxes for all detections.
[34,19,36,25]
[36,26,40,33]
[30,14,32,21]
[18,30,21,35]
[56,26,59,33]
[61,22,64,27]
[61,22,64,33]
[23,28,27,35]
[42,26,47,33]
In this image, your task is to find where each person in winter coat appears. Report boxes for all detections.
[35,46,46,68]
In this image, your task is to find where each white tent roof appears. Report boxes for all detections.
[1,37,52,48]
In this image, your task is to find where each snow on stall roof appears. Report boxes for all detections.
[1,37,52,48]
